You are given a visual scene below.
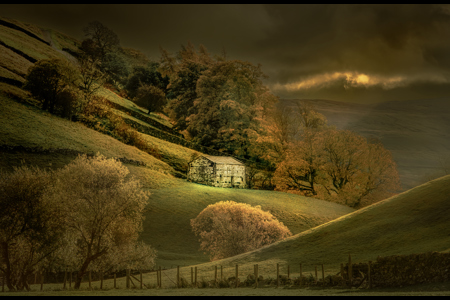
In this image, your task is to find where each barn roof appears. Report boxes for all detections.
[202,155,245,165]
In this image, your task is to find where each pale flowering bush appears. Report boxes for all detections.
[45,153,156,288]
[191,201,292,261]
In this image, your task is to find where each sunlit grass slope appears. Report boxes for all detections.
[0,84,355,269]
[141,183,354,267]
[0,89,175,189]
[0,18,363,274]
[180,174,450,280]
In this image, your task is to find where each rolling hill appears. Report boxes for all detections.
[0,17,355,269]
[157,173,450,286]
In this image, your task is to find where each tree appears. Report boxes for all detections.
[125,63,169,100]
[190,201,291,261]
[134,84,167,114]
[186,60,277,158]
[45,154,156,289]
[0,166,64,291]
[23,59,78,114]
[274,129,326,196]
[77,54,105,106]
[83,21,120,62]
[102,51,130,86]
[320,129,400,207]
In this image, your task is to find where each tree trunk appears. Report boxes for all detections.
[1,242,15,291]
[74,250,107,289]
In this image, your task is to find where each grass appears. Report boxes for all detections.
[0,44,33,78]
[0,16,46,41]
[0,65,24,82]
[97,88,173,128]
[174,174,450,282]
[2,276,449,296]
[0,92,175,189]
[0,24,63,62]
[141,183,354,267]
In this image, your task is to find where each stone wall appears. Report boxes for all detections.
[187,157,247,188]
[344,252,450,288]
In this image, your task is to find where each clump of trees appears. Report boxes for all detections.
[159,42,278,160]
[190,201,291,261]
[0,155,156,291]
[260,101,401,208]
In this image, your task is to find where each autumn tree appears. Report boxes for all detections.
[190,201,291,261]
[23,59,78,114]
[274,129,327,196]
[77,53,105,106]
[45,154,156,289]
[188,59,277,158]
[0,166,64,291]
[320,129,400,208]
[134,84,167,114]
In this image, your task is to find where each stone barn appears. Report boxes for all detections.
[187,155,247,188]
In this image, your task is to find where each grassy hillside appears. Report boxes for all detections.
[142,183,354,267]
[0,18,356,272]
[160,174,450,285]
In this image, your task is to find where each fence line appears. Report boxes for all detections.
[2,252,450,291]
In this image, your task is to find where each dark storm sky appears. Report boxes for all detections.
[2,4,450,103]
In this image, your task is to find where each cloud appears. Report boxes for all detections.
[252,4,450,100]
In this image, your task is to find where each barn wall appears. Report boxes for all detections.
[187,158,247,188]
[213,164,246,188]
[187,157,214,185]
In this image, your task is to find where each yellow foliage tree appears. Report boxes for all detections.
[190,201,291,261]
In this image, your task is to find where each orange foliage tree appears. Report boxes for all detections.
[272,102,400,208]
[190,201,291,261]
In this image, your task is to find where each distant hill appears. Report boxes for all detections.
[279,98,450,190]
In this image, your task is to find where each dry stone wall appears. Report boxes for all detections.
[344,252,450,288]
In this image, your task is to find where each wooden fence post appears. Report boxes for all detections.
[89,271,92,289]
[368,261,372,289]
[63,268,67,289]
[156,268,159,288]
[299,263,302,286]
[177,266,180,288]
[190,267,193,286]
[322,264,325,285]
[194,267,197,288]
[348,254,352,286]
[315,266,318,284]
[101,271,104,290]
[254,264,259,288]
[276,263,279,288]
[214,266,217,284]
[235,264,239,288]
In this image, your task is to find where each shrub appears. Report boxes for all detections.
[190,201,292,261]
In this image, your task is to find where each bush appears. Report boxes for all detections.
[190,201,292,261]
